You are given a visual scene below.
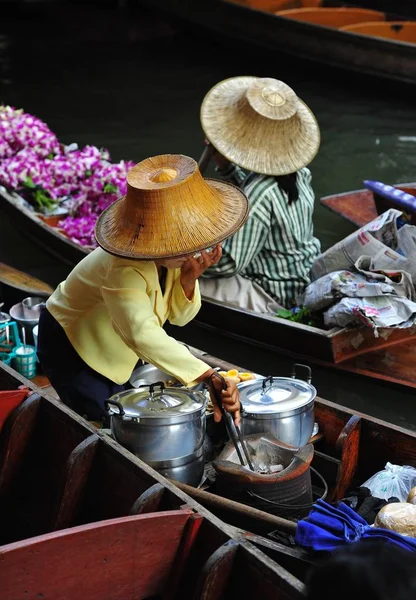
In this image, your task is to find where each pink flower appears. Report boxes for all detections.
[0,104,134,246]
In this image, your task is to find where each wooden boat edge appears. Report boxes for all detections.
[136,0,416,85]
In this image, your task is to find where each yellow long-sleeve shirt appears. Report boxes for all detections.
[46,247,210,386]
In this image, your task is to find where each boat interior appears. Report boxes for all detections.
[227,0,416,44]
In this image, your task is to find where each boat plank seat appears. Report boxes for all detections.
[276,7,385,28]
[53,433,100,531]
[310,408,361,501]
[0,510,203,600]
[341,21,416,43]
[130,484,244,599]
[314,397,416,496]
[73,438,185,526]
[130,482,168,515]
[0,394,94,544]
[194,541,305,600]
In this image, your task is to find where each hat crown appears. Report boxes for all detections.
[246,78,298,121]
[149,168,178,183]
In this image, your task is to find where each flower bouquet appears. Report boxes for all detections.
[0,105,134,248]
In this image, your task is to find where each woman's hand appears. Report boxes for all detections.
[180,245,222,299]
[198,369,241,426]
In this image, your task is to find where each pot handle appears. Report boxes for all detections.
[291,363,312,384]
[104,399,125,417]
[149,381,165,400]
[261,375,274,392]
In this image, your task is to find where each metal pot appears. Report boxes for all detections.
[129,363,182,388]
[105,381,207,486]
[238,364,316,448]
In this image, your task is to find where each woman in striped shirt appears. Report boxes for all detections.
[199,76,322,312]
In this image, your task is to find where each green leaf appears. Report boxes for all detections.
[104,183,118,194]
[276,308,293,319]
[24,176,36,189]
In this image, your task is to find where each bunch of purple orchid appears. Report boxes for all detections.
[0,106,134,247]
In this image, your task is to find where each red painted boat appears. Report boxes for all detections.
[0,351,415,593]
[320,181,416,228]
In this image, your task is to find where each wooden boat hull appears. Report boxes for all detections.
[3,185,416,391]
[320,181,416,228]
[1,353,415,587]
[133,0,416,85]
[0,186,89,267]
[0,359,308,592]
[195,296,416,363]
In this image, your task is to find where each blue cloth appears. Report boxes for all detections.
[295,499,416,552]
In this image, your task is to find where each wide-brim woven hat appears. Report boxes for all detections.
[201,76,321,176]
[95,154,249,260]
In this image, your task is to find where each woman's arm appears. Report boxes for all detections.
[102,265,240,422]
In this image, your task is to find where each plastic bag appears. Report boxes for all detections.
[361,462,416,502]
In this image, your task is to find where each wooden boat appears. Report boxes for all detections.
[320,181,416,228]
[0,359,306,598]
[0,352,415,588]
[0,185,90,267]
[3,184,416,390]
[131,0,416,85]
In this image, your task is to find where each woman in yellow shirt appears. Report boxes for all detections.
[37,154,249,426]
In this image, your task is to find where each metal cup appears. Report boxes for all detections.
[22,297,44,319]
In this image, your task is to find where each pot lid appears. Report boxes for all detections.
[238,376,316,414]
[107,381,206,418]
[0,312,10,324]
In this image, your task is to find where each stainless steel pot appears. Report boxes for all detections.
[129,363,182,388]
[105,381,207,486]
[238,364,316,448]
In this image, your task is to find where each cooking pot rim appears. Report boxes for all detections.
[242,399,315,419]
[107,384,208,419]
[238,376,317,413]
[107,407,207,424]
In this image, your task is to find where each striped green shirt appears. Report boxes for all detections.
[204,164,321,308]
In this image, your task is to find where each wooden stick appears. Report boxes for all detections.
[198,144,215,175]
[170,480,298,535]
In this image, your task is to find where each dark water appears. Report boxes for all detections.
[0,1,415,431]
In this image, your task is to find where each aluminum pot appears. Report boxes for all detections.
[238,364,316,448]
[129,362,208,396]
[129,363,182,388]
[105,381,207,486]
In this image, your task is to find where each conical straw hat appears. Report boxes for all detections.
[201,76,320,176]
[95,154,249,260]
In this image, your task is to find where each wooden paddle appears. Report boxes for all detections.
[171,479,297,535]
[0,262,53,298]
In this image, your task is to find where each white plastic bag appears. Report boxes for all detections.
[362,462,416,502]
